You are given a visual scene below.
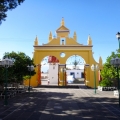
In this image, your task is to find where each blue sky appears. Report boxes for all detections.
[0,0,120,64]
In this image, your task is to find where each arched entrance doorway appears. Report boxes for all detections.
[40,56,49,85]
[66,55,86,84]
[38,56,60,85]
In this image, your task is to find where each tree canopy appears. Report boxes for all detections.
[0,0,25,24]
[0,51,36,86]
[100,50,120,87]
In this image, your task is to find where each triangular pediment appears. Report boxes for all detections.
[56,25,70,32]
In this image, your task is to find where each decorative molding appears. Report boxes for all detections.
[34,46,93,51]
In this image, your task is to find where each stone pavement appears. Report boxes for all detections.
[0,87,120,120]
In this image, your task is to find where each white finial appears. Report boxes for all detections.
[61,17,65,26]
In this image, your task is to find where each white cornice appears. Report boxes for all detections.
[34,45,92,47]
[34,45,92,50]
[56,30,69,32]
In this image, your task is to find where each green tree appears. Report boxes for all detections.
[100,50,120,87]
[0,0,25,24]
[0,51,36,86]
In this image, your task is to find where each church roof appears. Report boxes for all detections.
[56,25,70,33]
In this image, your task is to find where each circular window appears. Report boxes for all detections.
[60,52,65,58]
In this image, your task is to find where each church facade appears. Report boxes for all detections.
[24,18,103,88]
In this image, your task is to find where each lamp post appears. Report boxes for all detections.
[61,68,66,86]
[27,65,34,92]
[116,32,120,50]
[110,57,120,107]
[0,57,14,106]
[91,64,98,94]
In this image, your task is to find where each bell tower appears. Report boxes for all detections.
[56,18,70,37]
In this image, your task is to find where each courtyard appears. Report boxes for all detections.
[0,86,120,120]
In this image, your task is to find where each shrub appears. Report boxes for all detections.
[99,79,113,87]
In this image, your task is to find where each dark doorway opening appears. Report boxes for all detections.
[81,72,84,78]
[70,72,75,78]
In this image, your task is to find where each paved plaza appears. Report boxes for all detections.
[0,86,120,120]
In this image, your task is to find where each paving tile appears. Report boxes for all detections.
[0,88,120,119]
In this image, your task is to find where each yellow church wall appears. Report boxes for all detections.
[46,37,82,46]
[26,51,41,87]
[30,49,100,88]
[24,70,40,87]
[31,70,38,87]
[23,71,38,87]
[31,48,100,88]
[33,49,90,64]
[24,79,29,86]
[23,74,38,87]
[86,50,99,87]
[65,37,81,45]
[46,37,60,45]
[57,32,69,37]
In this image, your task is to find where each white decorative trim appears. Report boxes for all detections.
[34,46,92,50]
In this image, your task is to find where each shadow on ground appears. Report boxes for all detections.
[0,89,119,120]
